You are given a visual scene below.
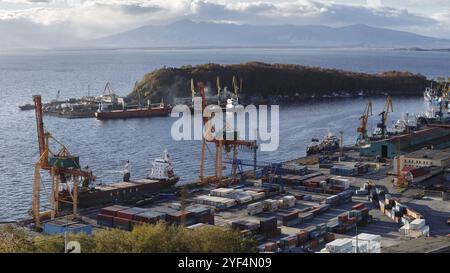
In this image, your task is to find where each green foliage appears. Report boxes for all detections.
[0,225,34,253]
[129,62,429,103]
[0,222,257,253]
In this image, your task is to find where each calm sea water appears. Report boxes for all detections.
[0,47,448,221]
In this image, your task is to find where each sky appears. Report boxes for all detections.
[0,0,449,47]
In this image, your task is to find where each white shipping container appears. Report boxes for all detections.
[410,219,426,230]
[325,238,353,253]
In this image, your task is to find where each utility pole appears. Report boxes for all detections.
[339,130,344,158]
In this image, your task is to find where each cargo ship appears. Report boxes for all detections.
[59,150,179,208]
[95,101,171,120]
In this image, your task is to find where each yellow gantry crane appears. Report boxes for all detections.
[32,95,94,228]
[356,99,372,145]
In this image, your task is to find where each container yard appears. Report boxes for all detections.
[5,84,450,255]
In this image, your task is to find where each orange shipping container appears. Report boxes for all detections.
[352,203,365,210]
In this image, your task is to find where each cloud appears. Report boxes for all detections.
[0,0,448,48]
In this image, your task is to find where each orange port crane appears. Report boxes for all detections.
[195,81,257,187]
[32,95,95,228]
[356,99,372,145]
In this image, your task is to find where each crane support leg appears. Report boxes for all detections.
[33,163,41,228]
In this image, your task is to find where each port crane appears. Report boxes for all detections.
[195,81,257,187]
[376,96,393,138]
[32,95,94,228]
[356,99,372,145]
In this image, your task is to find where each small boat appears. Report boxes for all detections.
[19,104,35,111]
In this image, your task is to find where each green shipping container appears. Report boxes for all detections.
[48,156,80,169]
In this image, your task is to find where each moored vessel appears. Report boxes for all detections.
[95,101,171,120]
[60,150,179,208]
[306,133,340,155]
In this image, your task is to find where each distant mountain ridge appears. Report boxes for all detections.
[93,20,450,48]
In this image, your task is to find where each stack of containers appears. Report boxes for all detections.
[264,242,279,253]
[247,202,264,215]
[260,217,279,237]
[97,205,130,227]
[325,195,339,207]
[193,195,237,209]
[330,166,356,177]
[399,219,430,238]
[166,210,196,226]
[352,233,381,253]
[337,190,352,204]
[333,204,371,234]
[280,235,298,250]
[115,207,149,231]
[296,230,308,245]
[280,210,299,226]
[134,210,167,224]
[232,220,260,234]
[281,196,296,208]
[244,190,265,200]
[328,176,350,190]
[324,238,353,253]
[210,188,235,197]
[263,199,279,212]
[186,206,214,225]
[298,211,314,223]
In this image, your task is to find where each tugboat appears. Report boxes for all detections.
[306,133,340,155]
[61,150,179,208]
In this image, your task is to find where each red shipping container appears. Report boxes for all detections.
[116,208,147,220]
[352,203,365,211]
[309,239,319,249]
[265,242,278,252]
[338,213,348,222]
[113,217,132,231]
[361,208,370,216]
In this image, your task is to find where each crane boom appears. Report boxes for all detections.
[356,99,372,145]
[33,95,46,165]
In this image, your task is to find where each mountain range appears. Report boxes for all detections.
[93,20,450,49]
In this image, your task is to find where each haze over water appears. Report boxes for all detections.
[0,47,448,221]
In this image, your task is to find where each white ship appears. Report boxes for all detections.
[306,132,340,155]
[390,114,418,134]
[148,149,176,181]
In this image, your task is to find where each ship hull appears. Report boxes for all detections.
[95,107,171,120]
[59,176,179,208]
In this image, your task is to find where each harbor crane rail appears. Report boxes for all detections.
[32,95,94,228]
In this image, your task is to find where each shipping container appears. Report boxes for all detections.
[100,205,130,217]
[97,214,114,227]
[116,207,149,220]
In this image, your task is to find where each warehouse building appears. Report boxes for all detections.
[360,127,450,158]
[403,149,450,169]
